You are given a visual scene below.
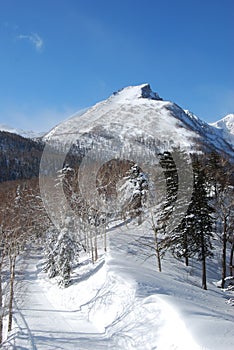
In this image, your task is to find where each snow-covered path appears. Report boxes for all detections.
[6,251,198,350]
[3,223,234,349]
[5,251,106,349]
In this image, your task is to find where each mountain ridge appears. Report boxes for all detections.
[0,84,233,183]
[44,84,234,157]
[1,84,233,147]
[210,113,234,148]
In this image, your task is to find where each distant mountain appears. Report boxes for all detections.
[0,124,44,139]
[0,131,43,183]
[210,114,234,148]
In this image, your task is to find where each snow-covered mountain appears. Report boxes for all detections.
[44,84,234,158]
[1,84,234,183]
[0,124,44,139]
[210,114,234,148]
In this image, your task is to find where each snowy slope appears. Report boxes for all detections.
[4,221,234,350]
[44,83,195,151]
[43,84,234,157]
[211,114,234,148]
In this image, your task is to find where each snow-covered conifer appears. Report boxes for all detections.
[118,164,148,222]
[44,227,59,278]
[189,158,214,290]
[54,217,79,287]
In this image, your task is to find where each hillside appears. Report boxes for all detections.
[0,131,43,183]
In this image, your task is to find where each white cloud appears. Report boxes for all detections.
[18,32,44,52]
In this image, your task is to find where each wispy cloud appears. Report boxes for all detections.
[17,32,44,52]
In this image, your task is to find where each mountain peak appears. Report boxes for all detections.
[211,113,234,135]
[141,84,163,100]
[112,84,163,102]
[210,113,234,149]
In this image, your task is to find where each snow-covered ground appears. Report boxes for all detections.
[2,220,234,349]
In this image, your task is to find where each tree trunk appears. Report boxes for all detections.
[185,255,189,267]
[202,245,207,290]
[104,226,107,252]
[90,231,94,263]
[0,265,3,344]
[230,241,234,277]
[201,235,207,290]
[221,230,227,289]
[84,228,88,253]
[8,256,16,332]
[202,255,207,290]
[154,228,161,272]
[184,232,189,266]
[94,228,98,262]
[156,242,162,272]
[0,248,5,344]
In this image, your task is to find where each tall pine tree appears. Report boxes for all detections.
[190,158,214,290]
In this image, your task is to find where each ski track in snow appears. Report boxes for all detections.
[2,223,234,350]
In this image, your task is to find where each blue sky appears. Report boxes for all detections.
[0,0,233,132]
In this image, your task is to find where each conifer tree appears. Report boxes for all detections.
[159,149,194,266]
[190,158,214,290]
[170,212,195,267]
[44,227,59,278]
[55,226,77,288]
[118,164,148,222]
[56,216,80,287]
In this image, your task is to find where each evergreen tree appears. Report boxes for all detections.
[190,158,214,290]
[55,217,79,288]
[166,155,214,288]
[55,227,76,287]
[141,149,183,272]
[158,151,178,211]
[44,217,79,287]
[205,151,223,198]
[44,227,59,278]
[157,150,193,266]
[118,164,148,222]
[170,212,196,267]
